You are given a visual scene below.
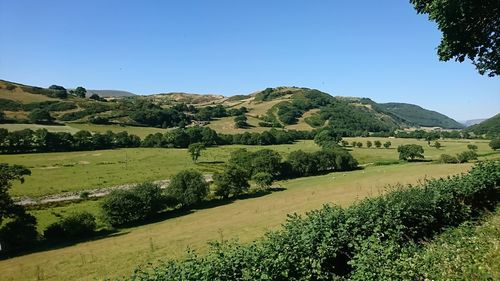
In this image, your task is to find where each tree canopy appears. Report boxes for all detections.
[410,0,500,77]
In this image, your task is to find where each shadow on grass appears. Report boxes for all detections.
[0,228,126,260]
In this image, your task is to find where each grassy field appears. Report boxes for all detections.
[0,162,474,281]
[2,141,319,198]
[2,138,496,198]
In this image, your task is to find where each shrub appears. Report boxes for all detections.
[167,170,208,206]
[457,150,478,163]
[252,172,274,190]
[102,182,165,226]
[467,144,478,151]
[44,212,96,240]
[490,138,500,150]
[213,166,250,199]
[438,154,459,163]
[0,213,38,255]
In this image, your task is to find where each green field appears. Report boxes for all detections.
[1,138,496,198]
[0,162,474,281]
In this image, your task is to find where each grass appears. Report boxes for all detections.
[0,123,81,134]
[2,138,497,198]
[0,87,57,103]
[2,141,319,198]
[0,162,473,281]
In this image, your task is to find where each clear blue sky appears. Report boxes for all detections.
[0,0,498,120]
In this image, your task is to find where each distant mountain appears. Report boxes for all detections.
[86,90,136,97]
[461,119,487,127]
[376,103,464,129]
[466,114,500,135]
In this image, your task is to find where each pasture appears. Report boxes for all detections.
[0,162,473,281]
[2,138,496,198]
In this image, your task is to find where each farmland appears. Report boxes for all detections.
[1,138,495,198]
[0,162,474,281]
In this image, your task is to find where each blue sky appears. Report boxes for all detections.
[0,0,498,120]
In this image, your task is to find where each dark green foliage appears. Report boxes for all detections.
[410,0,500,77]
[89,115,109,124]
[397,144,424,161]
[234,114,248,128]
[102,183,166,226]
[378,102,464,129]
[0,99,23,111]
[44,212,96,240]
[467,144,478,151]
[438,154,459,163]
[167,170,208,207]
[0,164,36,255]
[28,109,53,124]
[434,141,441,149]
[313,129,342,148]
[457,150,478,163]
[373,140,381,148]
[214,166,250,199]
[356,142,363,148]
[60,102,111,121]
[252,172,273,190]
[188,143,205,162]
[0,129,141,153]
[366,140,372,148]
[490,137,500,150]
[130,162,500,280]
[383,141,391,149]
[74,86,87,98]
[468,114,500,136]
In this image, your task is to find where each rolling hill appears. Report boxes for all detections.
[0,80,464,133]
[466,113,500,135]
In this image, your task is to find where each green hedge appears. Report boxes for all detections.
[129,161,499,280]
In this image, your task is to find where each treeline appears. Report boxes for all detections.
[142,127,314,148]
[129,161,500,281]
[0,128,141,153]
[0,99,77,113]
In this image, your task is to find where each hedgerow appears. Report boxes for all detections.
[129,161,500,280]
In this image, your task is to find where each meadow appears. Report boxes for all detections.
[2,138,495,198]
[0,162,474,281]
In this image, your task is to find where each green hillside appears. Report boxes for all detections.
[0,80,464,134]
[466,113,500,135]
[376,102,464,129]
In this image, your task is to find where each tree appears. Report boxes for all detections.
[0,111,6,123]
[89,93,101,101]
[314,129,342,148]
[457,150,478,163]
[397,144,425,161]
[188,143,206,162]
[434,141,442,149]
[374,140,382,148]
[74,87,87,98]
[366,140,373,148]
[234,114,248,128]
[0,164,37,254]
[29,108,53,124]
[356,142,363,148]
[252,172,274,190]
[351,141,357,147]
[167,170,208,206]
[383,141,392,149]
[410,0,500,77]
[467,144,478,151]
[489,138,500,150]
[0,164,31,226]
[341,140,349,147]
[287,150,318,177]
[213,165,250,199]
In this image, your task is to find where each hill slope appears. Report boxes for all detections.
[376,102,464,129]
[0,80,463,133]
[466,113,500,135]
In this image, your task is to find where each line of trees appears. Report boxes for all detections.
[0,128,141,153]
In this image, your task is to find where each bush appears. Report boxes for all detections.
[213,166,250,199]
[0,213,38,255]
[44,212,96,240]
[102,182,165,226]
[252,172,274,190]
[167,170,208,206]
[457,150,478,163]
[438,154,459,163]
